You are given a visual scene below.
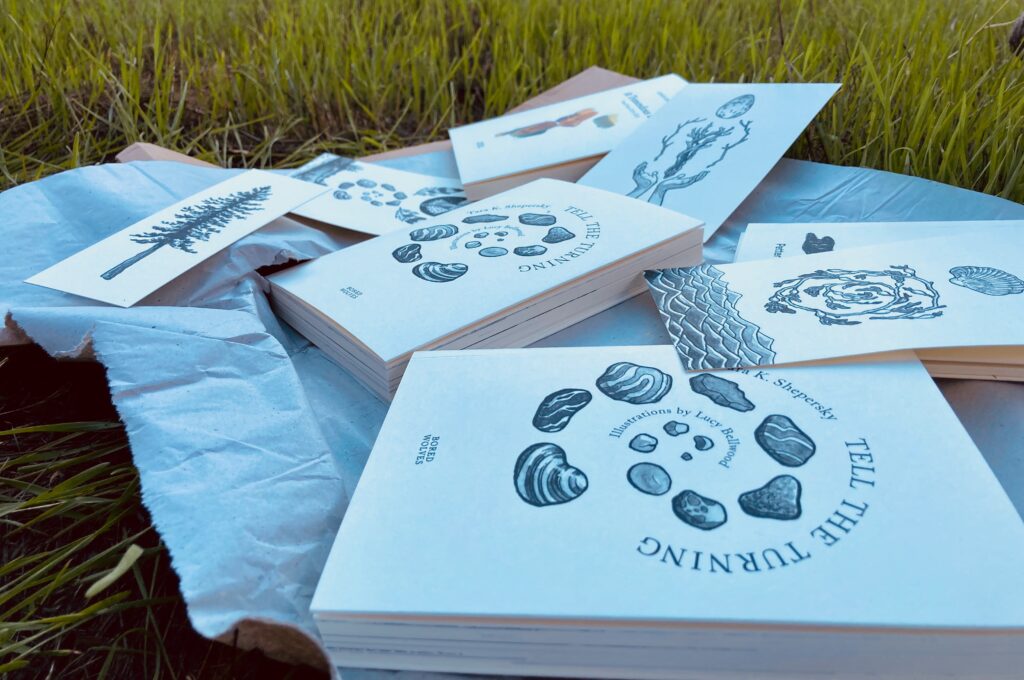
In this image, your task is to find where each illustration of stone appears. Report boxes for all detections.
[693,435,714,451]
[292,155,355,184]
[716,94,755,119]
[671,490,727,530]
[645,265,777,370]
[948,266,1024,296]
[628,433,658,453]
[391,243,422,263]
[411,261,468,283]
[532,388,593,433]
[409,224,459,242]
[519,213,557,227]
[755,415,815,467]
[688,373,755,412]
[738,475,802,520]
[463,214,508,224]
[514,245,547,256]
[663,420,689,437]
[479,247,508,257]
[802,232,835,254]
[595,362,673,404]
[465,240,482,248]
[627,463,672,496]
[766,265,945,325]
[513,443,589,507]
[542,226,576,244]
[680,452,693,461]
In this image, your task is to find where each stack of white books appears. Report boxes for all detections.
[267,179,702,399]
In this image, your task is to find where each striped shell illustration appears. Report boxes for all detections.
[948,266,1024,296]
[391,243,422,263]
[532,388,592,433]
[595,361,673,404]
[514,443,588,507]
[411,261,468,283]
[409,224,458,241]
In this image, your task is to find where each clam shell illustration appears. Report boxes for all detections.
[596,361,673,404]
[411,261,468,283]
[532,388,592,433]
[948,266,1024,296]
[391,243,422,263]
[514,443,589,507]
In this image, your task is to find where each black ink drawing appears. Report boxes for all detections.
[766,265,945,325]
[672,489,727,530]
[542,226,575,244]
[101,185,271,280]
[410,224,459,241]
[754,415,815,467]
[532,388,593,433]
[595,361,673,404]
[514,443,589,507]
[626,94,754,206]
[332,170,466,225]
[688,373,756,412]
[645,265,777,370]
[738,475,802,520]
[802,232,835,254]
[948,265,1024,296]
[680,452,693,461]
[479,247,507,257]
[514,245,547,256]
[411,261,468,283]
[519,213,557,226]
[293,155,355,184]
[628,433,658,453]
[392,243,422,263]
[627,462,672,496]
[663,420,689,436]
[463,213,508,224]
[693,435,714,451]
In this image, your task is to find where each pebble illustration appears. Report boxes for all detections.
[519,213,557,226]
[479,247,508,257]
[680,452,693,461]
[688,373,755,412]
[672,490,727,530]
[463,214,508,224]
[595,362,673,404]
[412,261,469,283]
[738,475,802,520]
[542,226,576,244]
[627,463,672,496]
[628,433,658,453]
[755,415,816,467]
[391,243,422,263]
[715,94,755,119]
[465,240,482,249]
[663,420,689,436]
[514,443,589,507]
[514,245,547,257]
[693,435,714,451]
[532,388,592,433]
[409,224,458,241]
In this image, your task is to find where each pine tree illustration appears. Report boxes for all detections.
[101,185,272,280]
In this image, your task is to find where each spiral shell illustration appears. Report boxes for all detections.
[596,362,673,404]
[409,224,459,241]
[715,94,755,119]
[463,213,508,224]
[542,226,576,244]
[412,261,468,283]
[514,443,589,507]
[391,243,422,263]
[948,266,1024,296]
[627,463,672,496]
[519,213,557,227]
[532,388,592,433]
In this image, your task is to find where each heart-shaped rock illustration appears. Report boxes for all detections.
[532,388,592,433]
[801,232,835,254]
[514,443,588,507]
[671,489,727,530]
[755,414,815,467]
[738,475,802,520]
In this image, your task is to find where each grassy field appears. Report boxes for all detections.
[2,0,1024,678]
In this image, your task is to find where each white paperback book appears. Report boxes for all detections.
[448,74,687,198]
[289,153,468,235]
[645,232,1024,372]
[267,179,703,398]
[579,83,840,241]
[312,344,1024,679]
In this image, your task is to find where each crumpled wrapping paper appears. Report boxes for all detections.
[3,155,1024,677]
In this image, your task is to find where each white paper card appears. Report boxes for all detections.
[448,74,687,184]
[26,169,325,307]
[268,178,702,362]
[314,345,1024,627]
[735,220,1024,261]
[580,83,840,241]
[290,153,467,235]
[646,233,1024,370]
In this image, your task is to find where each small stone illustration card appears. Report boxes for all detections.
[289,153,467,235]
[646,232,1024,370]
[579,83,840,241]
[26,170,325,307]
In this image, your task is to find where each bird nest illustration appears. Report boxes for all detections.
[765,265,945,326]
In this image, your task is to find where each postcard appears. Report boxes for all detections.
[645,232,1024,370]
[448,74,687,186]
[26,170,325,307]
[290,153,467,235]
[579,83,840,241]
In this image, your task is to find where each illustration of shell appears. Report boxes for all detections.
[663,420,689,436]
[688,373,755,412]
[514,245,547,256]
[672,489,727,530]
[693,435,713,451]
[628,433,658,453]
[479,247,507,257]
[411,261,469,283]
[948,266,1024,296]
[532,388,592,433]
[715,94,755,119]
[391,243,422,263]
[738,475,802,520]
[519,213,557,227]
[513,443,588,507]
[542,226,576,244]
[409,224,459,241]
[463,214,508,224]
[627,463,672,496]
[755,414,815,467]
[595,362,673,404]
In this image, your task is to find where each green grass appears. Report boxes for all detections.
[2,0,1024,199]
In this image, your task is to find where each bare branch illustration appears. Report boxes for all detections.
[665,122,734,177]
[704,119,752,169]
[653,117,705,162]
